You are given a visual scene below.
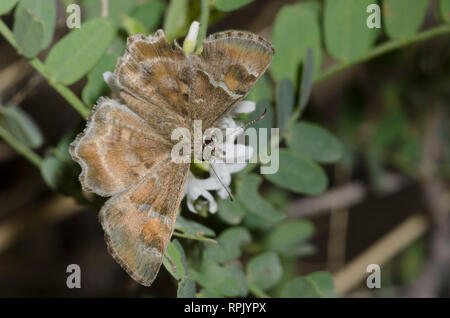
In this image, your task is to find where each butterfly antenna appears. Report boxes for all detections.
[243,108,267,129]
[210,164,234,201]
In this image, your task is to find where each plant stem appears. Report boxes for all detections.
[248,283,271,298]
[172,231,218,245]
[195,0,210,53]
[0,19,89,118]
[0,125,42,167]
[315,24,450,83]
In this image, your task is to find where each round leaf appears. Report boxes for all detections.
[247,252,283,291]
[271,3,322,84]
[236,174,285,223]
[13,6,44,58]
[264,149,327,195]
[324,0,379,62]
[0,106,43,148]
[203,227,251,264]
[217,198,247,225]
[0,0,18,15]
[45,18,114,85]
[287,122,343,163]
[383,0,429,39]
[16,0,56,49]
[267,220,315,256]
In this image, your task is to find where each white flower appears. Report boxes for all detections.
[183,100,256,214]
[183,21,200,54]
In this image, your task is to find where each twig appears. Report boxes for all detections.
[101,0,109,18]
[7,74,42,106]
[0,60,31,94]
[287,173,407,219]
[333,213,429,295]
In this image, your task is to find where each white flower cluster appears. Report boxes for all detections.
[183,101,255,214]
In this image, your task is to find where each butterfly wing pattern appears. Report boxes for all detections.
[70,29,273,286]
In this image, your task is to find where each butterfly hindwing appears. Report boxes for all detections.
[99,158,189,286]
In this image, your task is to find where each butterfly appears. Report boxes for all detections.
[70,29,274,286]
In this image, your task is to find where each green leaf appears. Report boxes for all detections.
[247,252,283,291]
[280,277,321,298]
[286,122,343,163]
[175,215,215,237]
[264,149,328,195]
[163,240,187,281]
[177,277,196,298]
[192,261,248,297]
[266,220,315,257]
[383,0,429,39]
[213,0,255,12]
[217,198,247,225]
[276,78,294,134]
[324,0,379,62]
[0,0,18,15]
[0,106,43,148]
[12,6,44,58]
[196,288,223,298]
[203,227,251,264]
[280,272,336,298]
[82,37,124,106]
[82,55,117,106]
[81,0,137,26]
[163,0,188,43]
[440,0,450,23]
[131,0,166,32]
[246,74,272,103]
[16,0,56,49]
[271,3,322,84]
[281,272,337,298]
[307,271,337,298]
[41,130,84,199]
[236,174,285,223]
[45,18,114,85]
[298,48,315,113]
[121,15,148,35]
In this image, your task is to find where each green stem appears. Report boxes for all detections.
[195,0,210,53]
[315,24,450,83]
[172,231,218,245]
[248,283,271,298]
[0,19,89,118]
[0,125,42,167]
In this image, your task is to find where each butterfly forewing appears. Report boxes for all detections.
[190,31,274,128]
[70,98,172,197]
